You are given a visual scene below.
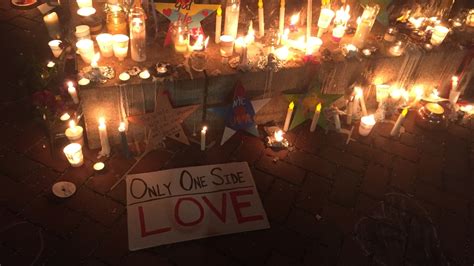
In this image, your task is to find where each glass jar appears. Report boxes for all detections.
[172,21,189,54]
[106,4,127,35]
[129,1,147,62]
[224,0,240,39]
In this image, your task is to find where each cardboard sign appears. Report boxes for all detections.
[126,162,270,251]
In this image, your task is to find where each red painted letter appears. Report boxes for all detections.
[202,193,227,223]
[175,197,204,226]
[230,190,264,224]
[138,206,171,237]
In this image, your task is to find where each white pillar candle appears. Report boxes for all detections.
[130,15,147,62]
[215,6,222,43]
[48,40,63,58]
[449,76,461,106]
[98,117,111,157]
[258,0,264,38]
[75,25,91,41]
[355,87,367,116]
[359,114,376,136]
[346,98,353,125]
[283,101,294,132]
[76,0,92,8]
[63,143,84,167]
[65,120,84,145]
[43,12,61,39]
[316,8,335,37]
[112,34,129,61]
[240,41,248,65]
[279,0,285,36]
[219,35,234,57]
[67,81,79,104]
[224,0,240,39]
[96,33,114,57]
[306,0,313,41]
[430,25,449,46]
[334,111,341,132]
[310,103,321,132]
[390,108,408,136]
[200,126,207,151]
[76,39,95,64]
[352,5,379,48]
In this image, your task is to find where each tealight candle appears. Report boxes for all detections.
[60,113,71,122]
[359,114,376,136]
[219,35,235,57]
[75,25,91,41]
[78,78,90,86]
[43,12,61,39]
[67,81,79,104]
[119,72,130,81]
[139,70,150,79]
[63,143,84,167]
[112,34,129,61]
[283,101,294,132]
[47,61,55,68]
[48,40,63,58]
[96,33,114,57]
[93,162,105,172]
[430,25,449,46]
[65,120,84,145]
[77,7,96,17]
[200,126,207,151]
[76,39,95,64]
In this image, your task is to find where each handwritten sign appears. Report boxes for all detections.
[126,162,270,251]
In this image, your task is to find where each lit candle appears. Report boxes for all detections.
[75,25,91,41]
[64,143,84,167]
[283,101,294,132]
[359,114,376,136]
[274,130,284,142]
[234,37,245,54]
[352,5,379,48]
[390,88,402,101]
[119,72,130,81]
[279,0,285,36]
[310,103,321,132]
[93,162,105,172]
[331,6,350,42]
[224,0,240,39]
[139,70,150,79]
[388,41,404,56]
[219,35,235,57]
[77,7,96,17]
[78,78,90,87]
[467,10,474,27]
[129,11,147,62]
[76,39,95,64]
[258,0,264,38]
[67,81,79,104]
[43,12,61,39]
[355,87,367,116]
[240,41,248,65]
[215,6,222,43]
[275,46,289,61]
[48,40,63,58]
[174,33,189,54]
[200,126,207,151]
[245,21,255,44]
[76,0,92,8]
[390,108,408,137]
[47,61,55,68]
[346,97,353,125]
[112,34,129,61]
[90,53,100,68]
[307,0,312,41]
[305,36,322,55]
[65,120,84,145]
[98,117,111,157]
[449,76,461,106]
[96,33,114,57]
[316,8,335,37]
[60,113,71,121]
[430,25,449,46]
[118,122,131,158]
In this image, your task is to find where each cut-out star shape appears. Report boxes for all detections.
[156,0,220,46]
[128,91,199,152]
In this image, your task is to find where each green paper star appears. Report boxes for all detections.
[286,79,343,131]
[359,0,393,26]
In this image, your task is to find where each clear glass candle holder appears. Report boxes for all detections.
[191,51,208,72]
[112,34,129,61]
[172,21,189,54]
[63,143,84,167]
[219,35,235,57]
[96,33,114,57]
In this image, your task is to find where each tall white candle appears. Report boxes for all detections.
[224,0,240,39]
[43,12,61,39]
[201,126,207,151]
[355,87,367,116]
[215,6,222,43]
[353,93,360,115]
[306,0,312,41]
[449,76,461,106]
[346,98,353,125]
[310,103,321,132]
[352,5,379,48]
[65,120,84,145]
[98,117,111,157]
[258,0,264,38]
[390,108,408,136]
[67,81,79,104]
[279,0,285,36]
[283,101,294,132]
[63,143,84,167]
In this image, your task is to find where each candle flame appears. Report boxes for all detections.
[289,101,295,110]
[274,130,284,142]
[275,46,289,61]
[245,21,255,44]
[190,34,209,51]
[217,6,222,16]
[408,17,425,29]
[91,53,100,67]
[118,122,126,132]
[431,89,439,99]
[258,0,263,8]
[47,61,55,68]
[201,126,208,133]
[67,81,74,88]
[290,13,300,25]
[99,117,106,126]
[355,87,363,98]
[401,108,408,117]
[69,120,76,129]
[316,103,322,112]
[460,104,474,114]
[413,85,424,99]
[334,5,351,26]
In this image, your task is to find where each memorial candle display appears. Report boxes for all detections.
[129,1,147,62]
[279,0,285,36]
[316,8,335,37]
[98,117,111,157]
[201,126,207,151]
[390,108,408,136]
[96,33,114,57]
[43,12,61,39]
[353,5,379,48]
[224,0,240,39]
[332,6,350,43]
[283,101,294,132]
[430,25,449,46]
[48,40,63,58]
[67,81,80,104]
[112,34,129,61]
[76,39,95,64]
[215,6,222,43]
[63,143,84,167]
[258,0,264,38]
[359,114,376,136]
[118,122,131,158]
[65,120,84,145]
[310,103,321,132]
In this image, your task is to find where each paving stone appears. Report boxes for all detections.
[107,180,127,205]
[373,121,394,138]
[214,231,271,265]
[165,145,206,169]
[295,173,331,214]
[399,132,418,147]
[390,158,417,194]
[286,150,335,179]
[263,179,298,223]
[418,154,444,188]
[129,149,173,174]
[0,174,37,211]
[232,134,265,165]
[447,123,471,140]
[69,218,107,259]
[203,134,241,164]
[265,251,301,266]
[361,163,390,199]
[355,193,383,216]
[58,159,95,186]
[322,201,358,235]
[251,168,275,195]
[94,215,129,265]
[390,142,419,162]
[22,165,60,194]
[320,147,365,174]
[256,155,306,185]
[344,141,374,162]
[337,236,370,266]
[120,251,173,266]
[12,121,45,153]
[418,136,444,156]
[1,219,43,256]
[329,168,361,208]
[303,243,339,266]
[295,128,328,155]
[0,151,41,181]
[266,225,310,260]
[25,138,70,173]
[286,208,323,238]
[438,211,468,263]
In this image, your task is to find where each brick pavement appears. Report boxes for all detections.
[1,3,474,266]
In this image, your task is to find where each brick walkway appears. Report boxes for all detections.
[1,3,474,266]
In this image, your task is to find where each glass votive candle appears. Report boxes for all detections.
[96,33,114,57]
[76,39,95,64]
[75,25,90,41]
[430,26,449,46]
[76,0,92,8]
[112,34,129,61]
[63,143,84,167]
[219,35,234,57]
[191,51,208,72]
[172,22,189,54]
[48,40,63,58]
[359,114,376,136]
